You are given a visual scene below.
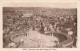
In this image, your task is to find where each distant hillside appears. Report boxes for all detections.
[3,7,77,12]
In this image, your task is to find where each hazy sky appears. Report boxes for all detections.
[4,2,77,8]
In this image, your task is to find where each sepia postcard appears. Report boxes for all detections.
[0,0,80,51]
